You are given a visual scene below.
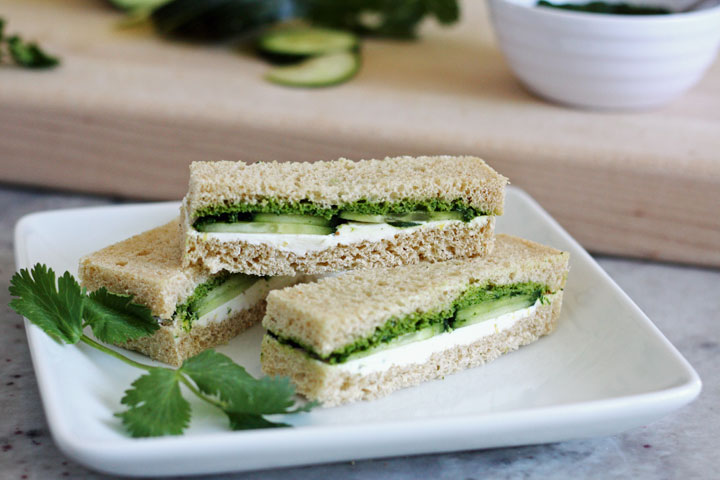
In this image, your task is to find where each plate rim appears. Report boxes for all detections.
[13,187,702,476]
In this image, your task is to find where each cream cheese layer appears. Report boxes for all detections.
[189,216,491,256]
[331,297,548,375]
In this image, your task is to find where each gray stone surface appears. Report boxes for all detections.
[1,185,717,479]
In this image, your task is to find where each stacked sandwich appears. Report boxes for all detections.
[79,155,569,405]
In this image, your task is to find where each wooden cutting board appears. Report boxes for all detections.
[2,0,719,266]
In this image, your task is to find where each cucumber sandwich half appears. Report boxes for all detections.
[78,221,300,366]
[181,156,507,276]
[261,234,569,406]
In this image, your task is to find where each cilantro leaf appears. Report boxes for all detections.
[180,350,255,397]
[225,398,319,430]
[181,350,292,414]
[116,368,190,437]
[237,375,297,414]
[9,265,84,344]
[7,35,59,69]
[225,412,289,430]
[181,350,307,417]
[83,288,158,344]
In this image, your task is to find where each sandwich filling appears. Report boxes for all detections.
[174,272,294,332]
[332,301,547,374]
[189,216,490,256]
[191,197,491,235]
[267,282,552,366]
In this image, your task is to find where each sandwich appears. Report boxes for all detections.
[181,155,507,275]
[78,221,300,366]
[260,234,569,406]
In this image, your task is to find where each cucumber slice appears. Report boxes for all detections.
[386,221,421,228]
[454,295,537,328]
[198,221,333,235]
[390,211,464,222]
[338,210,464,224]
[265,52,360,88]
[259,28,358,60]
[195,274,258,318]
[343,324,445,363]
[252,213,331,227]
[338,212,387,223]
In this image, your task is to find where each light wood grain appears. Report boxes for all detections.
[1,0,719,266]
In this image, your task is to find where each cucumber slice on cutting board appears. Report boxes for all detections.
[265,52,360,88]
[197,221,334,235]
[259,27,358,62]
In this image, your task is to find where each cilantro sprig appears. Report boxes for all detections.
[0,18,60,69]
[9,264,315,437]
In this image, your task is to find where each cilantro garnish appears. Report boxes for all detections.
[9,265,84,344]
[9,264,315,438]
[0,18,60,69]
[83,287,158,344]
[117,368,191,437]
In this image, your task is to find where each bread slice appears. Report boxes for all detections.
[181,155,507,275]
[184,155,507,217]
[260,234,569,406]
[78,220,300,366]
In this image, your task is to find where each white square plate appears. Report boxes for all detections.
[14,187,701,477]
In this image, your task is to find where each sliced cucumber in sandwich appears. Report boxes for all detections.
[194,274,258,318]
[259,27,358,64]
[338,211,464,224]
[252,213,331,226]
[394,211,464,222]
[454,294,538,328]
[386,221,421,228]
[338,212,386,223]
[342,323,445,363]
[197,221,334,235]
[265,52,360,88]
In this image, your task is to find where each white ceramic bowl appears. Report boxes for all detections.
[487,0,720,110]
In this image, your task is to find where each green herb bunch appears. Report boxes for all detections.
[111,0,460,40]
[0,18,59,69]
[299,0,461,39]
[9,264,316,438]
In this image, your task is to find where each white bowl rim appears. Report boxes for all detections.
[492,0,720,24]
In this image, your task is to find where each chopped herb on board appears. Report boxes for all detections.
[0,18,60,69]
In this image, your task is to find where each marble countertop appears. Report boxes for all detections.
[1,185,717,480]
